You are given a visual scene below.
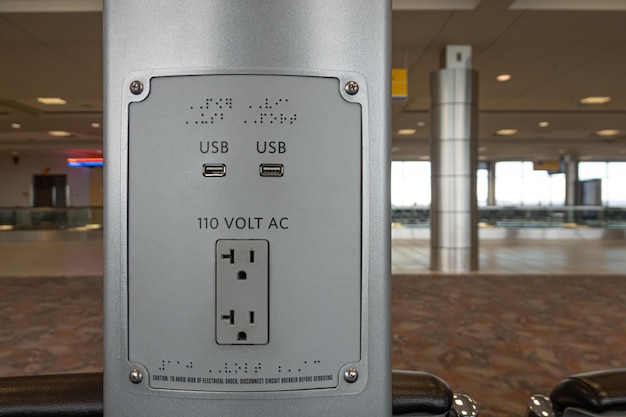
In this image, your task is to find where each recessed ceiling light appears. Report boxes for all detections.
[398,128,416,135]
[580,96,611,104]
[11,123,21,129]
[91,122,101,128]
[538,121,549,127]
[496,74,511,82]
[416,121,426,127]
[479,156,488,160]
[48,130,72,137]
[419,155,430,161]
[37,97,67,105]
[595,129,620,137]
[495,128,518,136]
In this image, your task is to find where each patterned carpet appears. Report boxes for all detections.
[1,274,626,417]
[392,274,626,417]
[0,276,102,376]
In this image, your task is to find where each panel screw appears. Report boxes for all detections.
[344,81,359,96]
[130,80,144,95]
[129,369,143,384]
[344,368,358,383]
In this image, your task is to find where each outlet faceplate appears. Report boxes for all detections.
[127,74,363,392]
[216,239,269,345]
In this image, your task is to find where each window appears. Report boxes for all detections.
[606,163,626,206]
[391,161,430,206]
[393,160,572,208]
[579,162,626,206]
[496,161,564,206]
[476,167,488,206]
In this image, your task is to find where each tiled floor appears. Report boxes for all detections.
[0,240,103,278]
[392,239,626,274]
[1,236,626,417]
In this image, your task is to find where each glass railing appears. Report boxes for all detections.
[2,205,625,231]
[0,207,103,231]
[392,206,626,229]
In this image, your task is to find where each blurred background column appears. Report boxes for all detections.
[487,161,496,206]
[430,45,478,272]
[563,154,579,223]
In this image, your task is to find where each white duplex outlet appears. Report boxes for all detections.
[216,239,269,345]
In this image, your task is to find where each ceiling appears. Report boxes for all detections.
[1,0,626,162]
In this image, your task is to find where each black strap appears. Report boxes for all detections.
[0,373,102,417]
[0,371,453,416]
[392,370,453,415]
[551,368,626,414]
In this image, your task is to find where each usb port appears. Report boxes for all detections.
[259,164,284,177]
[203,164,226,177]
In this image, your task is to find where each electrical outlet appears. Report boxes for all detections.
[106,1,390,415]
[125,75,366,393]
[216,239,269,345]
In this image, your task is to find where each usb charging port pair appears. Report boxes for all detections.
[202,163,284,177]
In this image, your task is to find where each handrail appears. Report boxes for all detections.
[1,205,625,230]
[0,206,103,231]
[392,205,626,228]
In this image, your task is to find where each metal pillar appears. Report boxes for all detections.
[563,154,579,223]
[487,161,496,206]
[430,45,478,272]
[103,1,390,417]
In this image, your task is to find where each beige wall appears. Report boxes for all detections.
[0,150,102,207]
[89,167,104,206]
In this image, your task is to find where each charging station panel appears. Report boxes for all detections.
[128,74,362,392]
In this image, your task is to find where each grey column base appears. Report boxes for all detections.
[431,247,478,272]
